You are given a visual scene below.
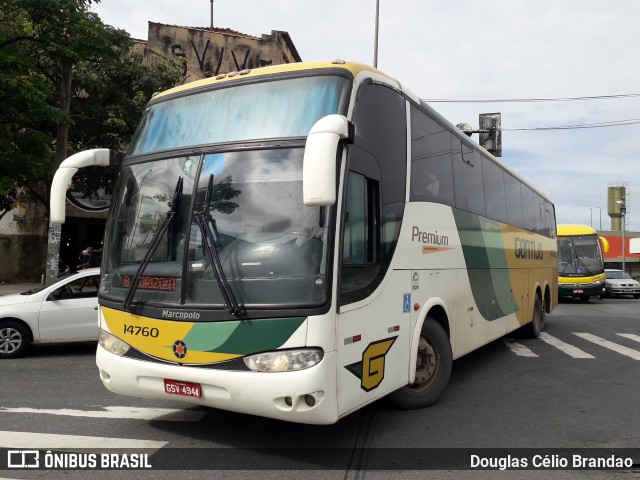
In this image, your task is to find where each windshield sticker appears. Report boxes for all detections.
[203,154,225,176]
[183,157,195,175]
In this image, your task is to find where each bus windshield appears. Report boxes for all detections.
[128,75,350,156]
[557,234,603,276]
[101,148,329,310]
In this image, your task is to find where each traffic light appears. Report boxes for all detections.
[479,113,502,157]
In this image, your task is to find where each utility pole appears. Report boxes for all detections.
[374,0,380,67]
[210,0,214,29]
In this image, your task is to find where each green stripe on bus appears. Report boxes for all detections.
[182,317,306,355]
[453,210,517,320]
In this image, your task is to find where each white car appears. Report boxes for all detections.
[0,268,100,358]
[604,269,640,299]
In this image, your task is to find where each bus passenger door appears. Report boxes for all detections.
[335,80,409,418]
[336,168,410,417]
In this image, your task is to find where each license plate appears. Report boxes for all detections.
[573,289,584,294]
[163,379,201,399]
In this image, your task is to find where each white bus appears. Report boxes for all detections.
[50,60,558,424]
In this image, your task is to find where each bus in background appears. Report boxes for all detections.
[557,224,609,302]
[50,60,557,425]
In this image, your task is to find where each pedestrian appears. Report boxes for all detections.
[78,247,100,269]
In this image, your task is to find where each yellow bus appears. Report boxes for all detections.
[557,224,609,302]
[50,60,557,424]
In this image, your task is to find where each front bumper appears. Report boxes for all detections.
[96,345,339,425]
[605,285,640,296]
[558,280,605,298]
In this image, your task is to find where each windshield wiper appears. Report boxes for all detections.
[574,254,594,276]
[194,174,242,316]
[123,177,183,310]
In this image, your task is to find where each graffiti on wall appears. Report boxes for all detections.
[167,38,277,79]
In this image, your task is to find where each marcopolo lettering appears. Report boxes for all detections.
[515,237,544,260]
[412,226,449,246]
[162,310,201,320]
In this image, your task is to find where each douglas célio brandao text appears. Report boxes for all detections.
[470,454,634,470]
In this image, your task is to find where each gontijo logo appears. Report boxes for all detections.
[345,337,397,392]
[515,237,544,260]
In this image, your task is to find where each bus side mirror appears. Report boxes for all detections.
[50,149,114,224]
[303,114,350,206]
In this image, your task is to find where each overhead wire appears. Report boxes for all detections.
[422,93,640,131]
[425,93,640,103]
[504,118,640,131]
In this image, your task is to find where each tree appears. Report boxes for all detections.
[69,50,184,199]
[0,0,61,209]
[0,0,183,213]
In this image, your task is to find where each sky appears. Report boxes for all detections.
[93,0,640,231]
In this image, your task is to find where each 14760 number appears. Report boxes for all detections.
[123,325,159,337]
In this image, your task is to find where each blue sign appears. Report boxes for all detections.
[403,293,411,313]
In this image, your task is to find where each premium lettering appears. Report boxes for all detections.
[412,226,449,246]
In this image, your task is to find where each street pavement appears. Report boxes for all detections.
[0,282,43,296]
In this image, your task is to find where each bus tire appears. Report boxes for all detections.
[390,319,452,410]
[0,321,30,359]
[523,294,544,338]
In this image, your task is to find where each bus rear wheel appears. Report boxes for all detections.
[390,319,452,410]
[522,294,544,338]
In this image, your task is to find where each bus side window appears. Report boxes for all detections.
[481,155,507,224]
[409,105,454,205]
[452,138,485,216]
[341,171,382,304]
[521,186,536,232]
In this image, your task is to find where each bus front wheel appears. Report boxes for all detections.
[390,319,452,410]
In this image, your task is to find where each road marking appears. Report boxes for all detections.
[0,430,165,450]
[0,406,206,421]
[503,339,538,357]
[539,332,595,358]
[617,333,640,344]
[573,333,640,360]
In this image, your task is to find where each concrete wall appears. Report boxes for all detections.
[144,23,301,82]
[0,191,49,282]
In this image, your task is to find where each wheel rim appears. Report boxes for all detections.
[410,335,439,390]
[0,327,23,354]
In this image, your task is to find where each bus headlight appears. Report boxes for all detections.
[98,329,131,356]
[243,349,323,372]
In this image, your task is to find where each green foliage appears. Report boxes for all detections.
[0,0,184,211]
[211,176,242,215]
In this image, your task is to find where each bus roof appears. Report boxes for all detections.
[557,224,598,236]
[152,60,394,101]
[149,59,553,205]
